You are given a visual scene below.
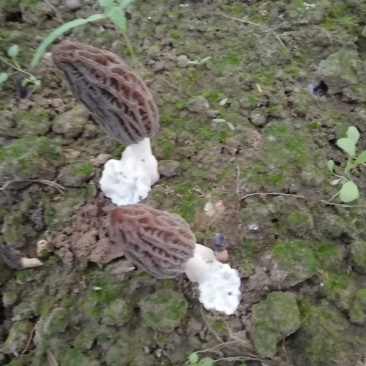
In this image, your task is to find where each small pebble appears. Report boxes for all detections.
[63,0,81,10]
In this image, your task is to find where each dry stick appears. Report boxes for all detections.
[240,191,366,208]
[199,307,266,362]
[44,0,64,23]
[0,179,65,194]
[217,13,288,50]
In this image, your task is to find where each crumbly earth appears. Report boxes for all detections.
[1,0,366,365]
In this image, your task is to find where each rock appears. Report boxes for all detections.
[73,328,97,351]
[0,137,63,182]
[139,289,187,333]
[292,302,360,366]
[57,162,94,187]
[177,55,190,68]
[158,160,180,177]
[53,105,89,139]
[249,108,267,127]
[321,272,357,312]
[106,340,130,365]
[102,299,132,326]
[349,289,366,324]
[315,50,362,94]
[342,85,366,103]
[2,291,17,307]
[350,240,366,273]
[3,320,33,355]
[186,96,210,115]
[38,307,68,336]
[147,45,160,57]
[0,108,51,138]
[91,154,111,166]
[63,0,81,10]
[250,292,301,357]
[269,240,319,288]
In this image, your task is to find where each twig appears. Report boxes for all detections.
[240,191,366,208]
[44,0,63,23]
[0,179,65,194]
[235,164,240,195]
[216,13,288,50]
[21,324,37,354]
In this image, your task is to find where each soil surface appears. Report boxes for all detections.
[1,0,366,365]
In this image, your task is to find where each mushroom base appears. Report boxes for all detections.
[185,244,241,315]
[99,138,159,206]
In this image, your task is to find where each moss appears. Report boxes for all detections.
[2,210,25,248]
[251,292,301,357]
[321,272,356,311]
[44,190,87,232]
[0,136,63,181]
[14,108,50,136]
[39,307,68,336]
[272,240,319,287]
[202,89,222,103]
[296,302,358,365]
[169,29,180,39]
[102,299,132,326]
[139,289,188,333]
[350,241,366,273]
[227,52,240,65]
[4,320,33,354]
[349,289,366,324]
[73,328,97,351]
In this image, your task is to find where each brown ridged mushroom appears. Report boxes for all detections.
[0,244,43,270]
[109,204,195,279]
[52,40,161,205]
[52,40,159,146]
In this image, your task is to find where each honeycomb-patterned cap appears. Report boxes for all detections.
[109,204,196,279]
[52,41,159,145]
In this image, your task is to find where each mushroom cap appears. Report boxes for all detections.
[109,204,196,279]
[52,40,159,145]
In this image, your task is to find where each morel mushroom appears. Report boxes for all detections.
[52,41,160,205]
[0,244,43,270]
[110,204,241,315]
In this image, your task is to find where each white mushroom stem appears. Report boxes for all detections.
[185,244,241,315]
[20,258,43,269]
[99,138,159,206]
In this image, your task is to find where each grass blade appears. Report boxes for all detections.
[31,13,106,68]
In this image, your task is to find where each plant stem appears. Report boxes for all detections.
[344,154,353,177]
[0,57,38,81]
[122,31,139,70]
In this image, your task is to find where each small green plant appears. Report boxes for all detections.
[327,126,366,203]
[0,45,41,98]
[31,0,135,68]
[186,353,214,366]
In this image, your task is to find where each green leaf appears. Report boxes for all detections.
[119,0,135,9]
[339,181,359,203]
[347,126,360,144]
[30,13,106,68]
[7,44,19,58]
[107,7,127,31]
[336,138,356,156]
[227,122,235,130]
[188,353,199,364]
[356,150,366,164]
[327,160,335,172]
[98,0,115,7]
[0,72,8,83]
[198,358,214,366]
